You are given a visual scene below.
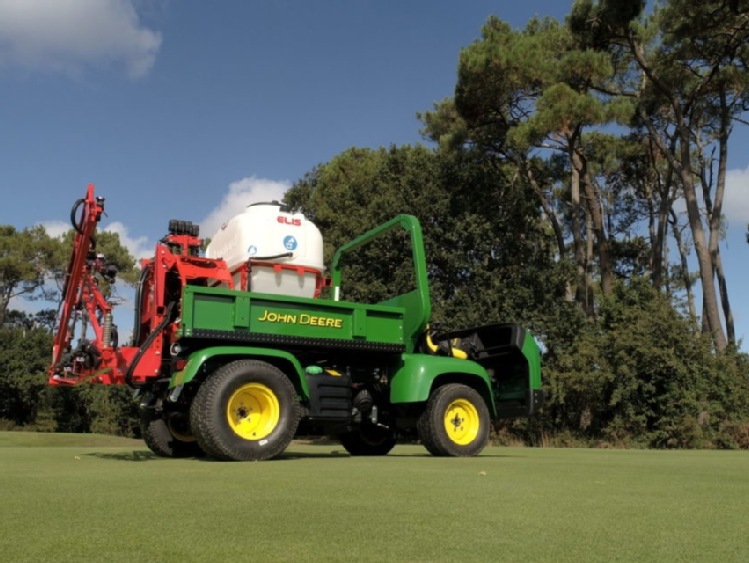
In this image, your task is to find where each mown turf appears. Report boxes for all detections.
[0,432,142,448]
[1,433,748,562]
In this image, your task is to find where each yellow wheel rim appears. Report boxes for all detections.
[443,398,480,445]
[227,383,280,440]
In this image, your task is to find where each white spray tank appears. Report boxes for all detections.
[205,202,324,298]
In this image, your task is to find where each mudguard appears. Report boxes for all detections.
[169,346,309,399]
[390,353,496,417]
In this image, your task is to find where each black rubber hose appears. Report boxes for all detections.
[125,300,176,388]
[132,265,151,345]
[70,198,85,234]
[60,198,89,303]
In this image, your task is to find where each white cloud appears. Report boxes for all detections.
[102,220,151,260]
[724,166,749,224]
[0,0,162,78]
[38,220,71,239]
[38,218,151,262]
[200,176,291,240]
[39,176,290,263]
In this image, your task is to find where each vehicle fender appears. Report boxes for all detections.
[390,353,496,417]
[522,331,542,390]
[169,346,309,399]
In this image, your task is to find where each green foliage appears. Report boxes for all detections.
[0,216,140,436]
[49,384,139,437]
[335,228,416,304]
[0,324,139,437]
[284,136,749,450]
[568,0,646,49]
[0,327,51,426]
[55,228,139,289]
[0,223,137,327]
[0,225,62,325]
[541,279,749,448]
[285,145,566,331]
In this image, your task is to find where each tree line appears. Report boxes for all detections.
[2,0,749,447]
[0,227,139,435]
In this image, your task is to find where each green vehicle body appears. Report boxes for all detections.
[168,214,543,428]
[52,186,542,460]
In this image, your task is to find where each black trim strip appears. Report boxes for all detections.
[187,329,406,353]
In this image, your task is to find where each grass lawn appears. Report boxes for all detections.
[1,432,748,562]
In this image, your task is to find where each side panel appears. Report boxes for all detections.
[390,353,496,417]
[180,286,406,352]
[522,332,542,390]
[491,328,543,418]
[169,346,309,398]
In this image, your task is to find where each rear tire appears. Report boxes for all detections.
[339,423,397,456]
[417,383,490,457]
[190,360,300,461]
[140,408,203,458]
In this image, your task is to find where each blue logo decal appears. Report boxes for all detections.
[283,235,298,251]
[247,245,257,257]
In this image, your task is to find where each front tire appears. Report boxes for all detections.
[417,383,490,457]
[190,360,300,461]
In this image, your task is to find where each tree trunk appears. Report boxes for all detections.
[570,153,590,314]
[650,140,677,290]
[669,209,698,329]
[629,33,727,351]
[585,208,596,315]
[706,89,735,346]
[652,192,670,290]
[517,156,566,259]
[570,146,612,298]
[714,248,735,344]
[583,168,613,297]
[516,156,575,302]
[678,129,726,350]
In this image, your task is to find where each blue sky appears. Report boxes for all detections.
[1,1,748,349]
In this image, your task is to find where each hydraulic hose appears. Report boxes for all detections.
[132,265,151,345]
[125,300,176,388]
[70,198,85,234]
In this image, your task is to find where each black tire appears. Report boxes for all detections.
[140,408,204,458]
[339,423,397,456]
[189,360,300,461]
[417,383,490,457]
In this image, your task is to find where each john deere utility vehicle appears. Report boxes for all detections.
[49,185,543,461]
